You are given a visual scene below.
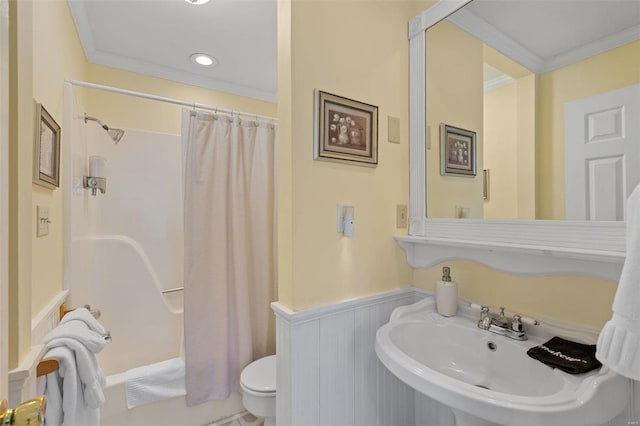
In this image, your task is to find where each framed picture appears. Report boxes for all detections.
[314,90,378,166]
[33,101,61,189]
[440,124,476,176]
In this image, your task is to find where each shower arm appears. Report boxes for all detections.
[83,113,125,143]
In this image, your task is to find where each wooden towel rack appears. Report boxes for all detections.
[36,358,60,378]
[36,303,104,377]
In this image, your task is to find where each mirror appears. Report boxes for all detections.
[423,0,640,220]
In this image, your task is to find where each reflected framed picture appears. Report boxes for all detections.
[33,101,61,189]
[314,90,378,167]
[440,123,476,176]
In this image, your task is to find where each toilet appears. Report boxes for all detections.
[240,355,276,426]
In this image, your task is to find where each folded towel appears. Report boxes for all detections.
[527,336,602,374]
[44,342,106,425]
[44,315,107,425]
[125,358,186,409]
[45,320,107,354]
[596,183,640,380]
[59,307,106,335]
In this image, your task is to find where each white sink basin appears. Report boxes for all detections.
[375,298,628,426]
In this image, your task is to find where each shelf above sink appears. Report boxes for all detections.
[397,219,625,281]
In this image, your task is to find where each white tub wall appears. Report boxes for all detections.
[70,237,182,375]
[101,373,245,426]
[69,123,185,374]
[76,124,184,293]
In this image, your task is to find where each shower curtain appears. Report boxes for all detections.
[181,110,276,405]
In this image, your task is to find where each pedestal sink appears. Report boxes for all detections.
[375,297,628,426]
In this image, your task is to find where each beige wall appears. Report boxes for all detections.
[426,20,484,219]
[31,0,88,320]
[483,74,536,220]
[483,82,518,218]
[83,65,276,135]
[537,40,640,219]
[413,260,617,331]
[9,0,34,368]
[515,74,536,219]
[277,0,426,311]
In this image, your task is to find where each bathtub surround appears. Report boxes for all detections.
[65,104,246,424]
[597,183,640,381]
[182,110,277,405]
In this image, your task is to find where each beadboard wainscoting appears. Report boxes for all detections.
[272,288,453,426]
[273,288,639,426]
[8,290,69,406]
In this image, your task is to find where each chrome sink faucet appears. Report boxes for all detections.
[477,306,531,341]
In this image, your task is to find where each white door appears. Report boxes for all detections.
[565,83,640,221]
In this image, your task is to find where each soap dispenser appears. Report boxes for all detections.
[436,266,458,317]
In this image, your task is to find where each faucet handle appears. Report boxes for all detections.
[511,314,524,332]
[480,305,490,317]
[478,306,491,329]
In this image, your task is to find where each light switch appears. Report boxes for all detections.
[37,205,50,237]
[396,204,408,228]
[388,116,400,144]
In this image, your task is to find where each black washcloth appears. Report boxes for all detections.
[526,336,601,374]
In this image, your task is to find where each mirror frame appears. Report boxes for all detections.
[400,0,626,281]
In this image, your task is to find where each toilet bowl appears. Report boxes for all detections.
[240,355,276,426]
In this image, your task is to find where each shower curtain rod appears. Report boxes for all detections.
[65,79,277,122]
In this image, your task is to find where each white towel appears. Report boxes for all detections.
[59,308,106,335]
[596,183,640,380]
[44,317,107,425]
[125,357,186,409]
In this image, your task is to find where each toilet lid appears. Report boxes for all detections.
[240,355,276,393]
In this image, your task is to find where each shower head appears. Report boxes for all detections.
[106,127,125,143]
[84,113,125,144]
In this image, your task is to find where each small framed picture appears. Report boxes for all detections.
[33,101,61,189]
[314,90,378,166]
[440,124,476,176]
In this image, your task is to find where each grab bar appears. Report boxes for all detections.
[161,286,184,294]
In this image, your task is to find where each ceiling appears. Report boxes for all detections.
[67,0,278,102]
[68,1,638,103]
[449,0,640,74]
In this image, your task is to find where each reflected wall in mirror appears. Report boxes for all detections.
[425,0,640,220]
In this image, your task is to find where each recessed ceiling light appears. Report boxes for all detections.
[190,53,217,67]
[184,0,210,5]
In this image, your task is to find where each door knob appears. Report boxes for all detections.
[0,396,46,425]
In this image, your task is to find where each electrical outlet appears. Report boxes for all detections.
[388,116,400,144]
[37,205,50,237]
[455,205,470,219]
[396,204,408,228]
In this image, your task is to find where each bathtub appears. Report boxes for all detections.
[69,236,245,426]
